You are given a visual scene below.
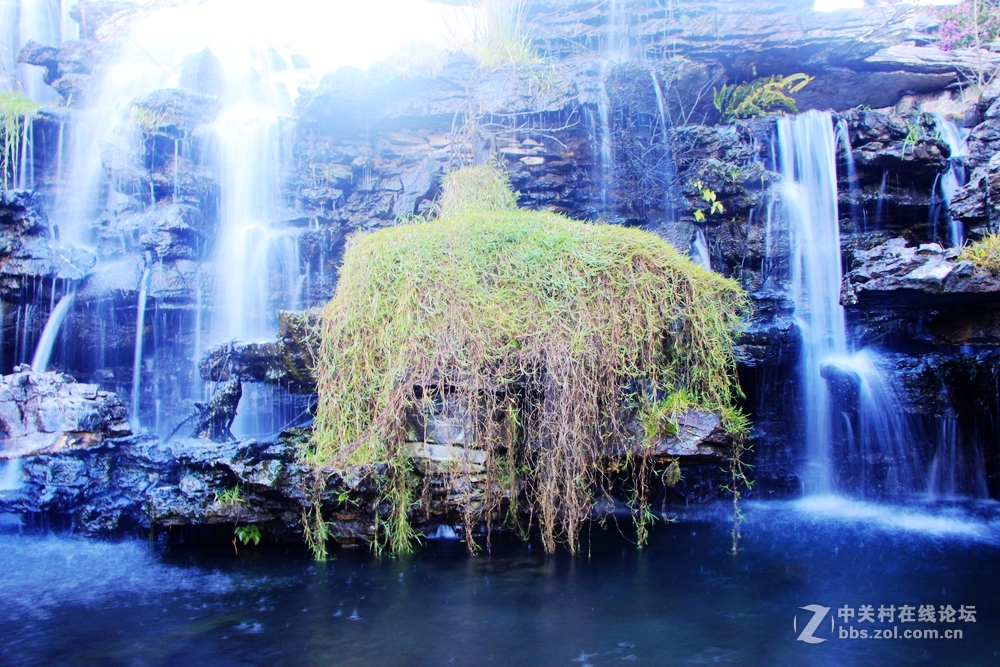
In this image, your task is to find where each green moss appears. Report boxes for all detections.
[310,164,748,555]
[960,233,1000,275]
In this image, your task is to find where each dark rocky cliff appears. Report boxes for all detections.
[2,0,999,546]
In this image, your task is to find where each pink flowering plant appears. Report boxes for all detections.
[936,0,1000,51]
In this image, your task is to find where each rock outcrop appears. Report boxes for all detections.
[0,366,131,459]
[843,238,1000,308]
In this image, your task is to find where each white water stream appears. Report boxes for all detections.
[778,111,929,497]
[29,290,73,371]
[932,113,968,247]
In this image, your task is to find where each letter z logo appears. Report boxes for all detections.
[795,605,831,644]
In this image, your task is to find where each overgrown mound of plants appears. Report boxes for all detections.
[309,165,748,555]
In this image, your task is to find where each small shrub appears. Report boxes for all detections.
[132,106,165,132]
[692,180,724,222]
[961,233,1000,275]
[713,73,813,122]
[936,0,1000,51]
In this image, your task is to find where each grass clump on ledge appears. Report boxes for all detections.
[960,232,1000,275]
[309,164,749,556]
[473,0,537,67]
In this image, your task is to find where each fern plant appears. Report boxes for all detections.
[713,73,814,122]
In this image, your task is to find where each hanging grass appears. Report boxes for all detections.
[0,91,41,191]
[308,164,749,556]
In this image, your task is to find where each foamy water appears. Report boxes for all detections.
[777,495,1000,543]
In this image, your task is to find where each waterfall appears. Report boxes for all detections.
[44,1,310,436]
[596,70,613,214]
[17,115,34,190]
[873,169,888,228]
[835,117,861,230]
[778,111,845,495]
[927,417,989,499]
[210,105,292,344]
[650,69,680,232]
[10,0,497,440]
[692,228,711,270]
[778,111,920,497]
[592,0,628,217]
[132,260,152,427]
[931,114,968,247]
[29,290,73,371]
[0,459,22,491]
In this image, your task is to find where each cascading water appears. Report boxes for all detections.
[0,458,21,491]
[210,105,293,344]
[34,0,465,435]
[927,417,989,499]
[44,2,309,434]
[931,113,968,247]
[29,290,73,371]
[592,0,628,216]
[777,111,844,495]
[778,111,921,497]
[835,117,862,230]
[692,228,711,270]
[650,69,686,254]
[131,259,151,429]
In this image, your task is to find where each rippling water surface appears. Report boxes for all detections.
[2,501,998,666]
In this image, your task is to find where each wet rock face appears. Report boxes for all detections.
[529,0,962,110]
[18,37,100,102]
[0,366,131,458]
[0,191,95,288]
[0,437,317,539]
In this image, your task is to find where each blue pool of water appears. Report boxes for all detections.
[2,499,998,666]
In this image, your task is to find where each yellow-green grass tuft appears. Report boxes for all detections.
[960,233,1000,276]
[474,0,537,68]
[310,164,748,555]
